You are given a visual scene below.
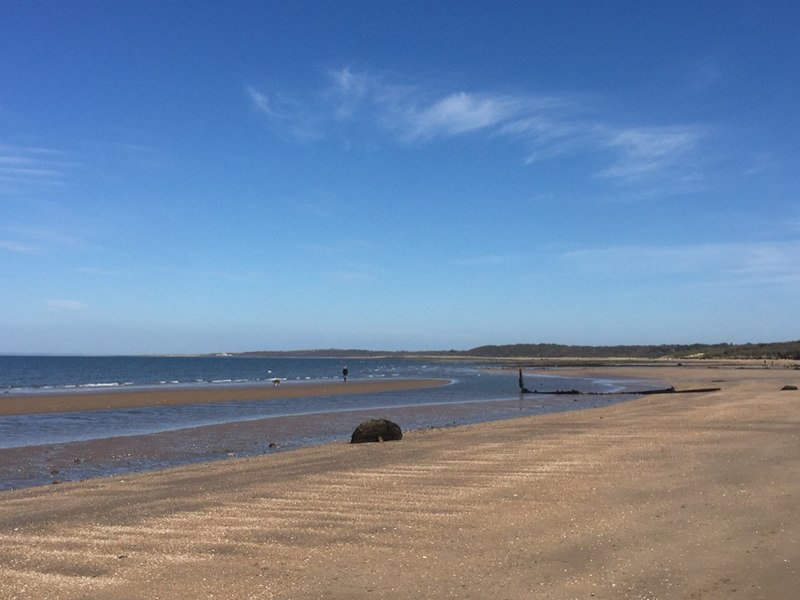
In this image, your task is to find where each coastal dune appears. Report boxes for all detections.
[1,364,799,598]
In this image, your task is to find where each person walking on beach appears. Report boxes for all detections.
[342,365,348,382]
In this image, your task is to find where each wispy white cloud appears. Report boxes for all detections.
[0,144,71,190]
[81,137,167,173]
[1,226,86,255]
[199,269,265,284]
[323,254,379,283]
[327,67,371,120]
[731,243,800,286]
[246,85,273,115]
[689,56,723,93]
[404,92,523,140]
[293,197,340,219]
[247,67,710,189]
[742,152,776,177]
[0,239,40,254]
[329,268,372,283]
[298,236,373,256]
[598,126,703,181]
[45,299,88,311]
[510,115,604,164]
[15,226,84,247]
[246,85,323,141]
[563,241,800,288]
[73,266,123,276]
[454,254,524,267]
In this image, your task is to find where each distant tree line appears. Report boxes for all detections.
[459,341,800,360]
[234,340,800,360]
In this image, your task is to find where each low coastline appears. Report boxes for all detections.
[2,363,799,598]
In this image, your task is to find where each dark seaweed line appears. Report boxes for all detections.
[522,386,721,396]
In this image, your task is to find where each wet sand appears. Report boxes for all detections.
[1,363,799,599]
[0,378,448,416]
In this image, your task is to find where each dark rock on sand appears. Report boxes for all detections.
[351,419,403,443]
[781,385,798,391]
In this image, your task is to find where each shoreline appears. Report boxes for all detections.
[2,365,799,598]
[0,370,645,491]
[0,378,449,416]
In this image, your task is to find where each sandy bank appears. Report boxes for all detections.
[0,378,448,416]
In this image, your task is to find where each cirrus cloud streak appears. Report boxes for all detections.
[247,67,708,188]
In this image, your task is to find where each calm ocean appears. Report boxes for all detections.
[0,354,406,392]
[0,356,647,490]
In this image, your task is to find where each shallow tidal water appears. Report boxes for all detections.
[0,358,652,490]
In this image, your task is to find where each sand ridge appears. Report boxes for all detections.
[0,378,448,416]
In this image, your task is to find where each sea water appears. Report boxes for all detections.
[0,356,634,448]
[0,356,642,489]
[0,355,398,392]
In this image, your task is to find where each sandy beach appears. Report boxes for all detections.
[1,362,799,599]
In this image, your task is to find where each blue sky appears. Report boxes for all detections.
[2,1,799,354]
